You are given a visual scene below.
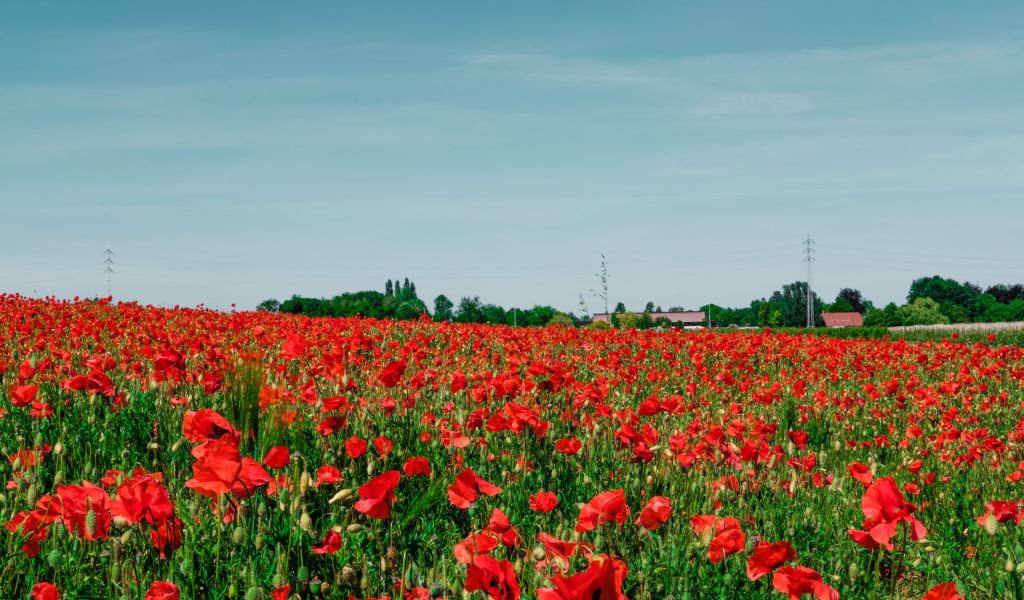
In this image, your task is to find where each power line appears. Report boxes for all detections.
[803,235,815,327]
[104,247,114,297]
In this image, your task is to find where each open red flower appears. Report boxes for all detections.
[537,554,628,600]
[354,470,401,519]
[847,462,874,488]
[635,496,672,530]
[144,581,180,600]
[576,489,629,533]
[847,476,926,551]
[922,582,963,600]
[403,456,431,477]
[10,384,38,408]
[553,438,582,455]
[464,555,520,600]
[31,582,59,600]
[262,446,290,469]
[707,517,745,564]
[380,360,407,388]
[772,566,839,600]
[529,491,559,513]
[182,409,239,443]
[448,469,502,509]
[312,529,343,554]
[747,541,797,581]
[536,532,593,572]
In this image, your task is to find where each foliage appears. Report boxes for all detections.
[897,297,950,325]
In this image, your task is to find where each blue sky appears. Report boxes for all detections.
[3,1,1023,313]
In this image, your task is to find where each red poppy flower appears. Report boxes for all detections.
[772,566,839,600]
[144,581,180,600]
[922,582,963,600]
[847,476,926,551]
[10,384,38,408]
[150,516,183,558]
[373,436,393,456]
[270,586,291,600]
[454,532,499,564]
[537,555,628,600]
[263,446,290,469]
[281,333,307,360]
[182,409,239,443]
[847,462,874,487]
[464,555,520,600]
[354,470,402,519]
[747,541,797,581]
[575,489,629,533]
[976,501,1023,526]
[448,469,502,509]
[707,517,745,564]
[529,491,559,513]
[553,438,582,455]
[31,582,59,600]
[312,529,343,554]
[635,496,672,530]
[345,437,368,459]
[110,471,175,525]
[536,532,593,571]
[403,456,431,477]
[380,360,407,388]
[315,465,342,486]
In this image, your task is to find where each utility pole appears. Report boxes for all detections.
[104,247,115,297]
[803,235,814,327]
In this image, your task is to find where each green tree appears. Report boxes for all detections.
[897,298,950,325]
[768,282,824,327]
[547,313,573,327]
[614,302,626,314]
[835,288,869,314]
[396,301,424,320]
[644,301,655,313]
[433,294,454,322]
[455,296,485,323]
[256,299,280,312]
[385,279,394,297]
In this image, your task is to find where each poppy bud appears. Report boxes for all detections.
[1006,559,1016,573]
[532,546,545,561]
[121,529,133,544]
[254,534,266,550]
[299,511,312,531]
[984,513,999,535]
[46,549,62,568]
[172,438,184,452]
[85,509,97,537]
[297,566,309,582]
[329,489,353,504]
[53,470,64,486]
[848,562,858,582]
[232,526,245,544]
[53,442,63,456]
[347,523,362,533]
[244,586,263,600]
[228,583,237,598]
[342,565,357,584]
[299,471,310,496]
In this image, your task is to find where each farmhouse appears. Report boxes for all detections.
[592,310,706,326]
[821,312,864,327]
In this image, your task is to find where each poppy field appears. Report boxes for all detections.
[4,295,1024,600]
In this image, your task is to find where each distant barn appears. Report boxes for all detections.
[821,312,864,328]
[592,310,706,326]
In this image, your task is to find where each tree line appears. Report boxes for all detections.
[257,274,1024,329]
[257,279,576,327]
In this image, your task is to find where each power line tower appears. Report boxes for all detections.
[104,247,115,297]
[803,235,815,327]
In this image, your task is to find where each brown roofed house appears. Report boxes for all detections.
[821,312,864,328]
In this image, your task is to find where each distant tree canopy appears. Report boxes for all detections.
[263,273,1024,330]
[272,279,571,328]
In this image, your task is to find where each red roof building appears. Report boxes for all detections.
[821,312,864,327]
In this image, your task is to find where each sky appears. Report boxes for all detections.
[2,1,1023,313]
